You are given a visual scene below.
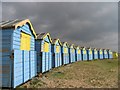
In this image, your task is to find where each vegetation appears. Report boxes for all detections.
[18,58,118,88]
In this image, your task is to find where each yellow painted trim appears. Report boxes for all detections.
[15,19,37,39]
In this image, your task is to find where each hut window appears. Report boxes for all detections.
[72,49,74,53]
[44,41,49,52]
[64,47,67,53]
[110,51,112,54]
[95,51,97,54]
[78,50,80,54]
[56,45,60,53]
[104,50,107,54]
[84,50,86,54]
[100,50,102,54]
[90,50,92,54]
[20,32,31,50]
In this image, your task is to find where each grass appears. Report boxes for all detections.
[18,58,118,88]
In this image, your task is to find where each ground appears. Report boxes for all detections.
[18,58,118,88]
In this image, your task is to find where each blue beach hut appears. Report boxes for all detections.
[69,44,76,63]
[92,48,98,60]
[86,47,93,60]
[98,48,103,59]
[107,49,113,59]
[81,47,87,61]
[0,19,37,88]
[61,42,69,65]
[75,46,82,61]
[103,49,108,59]
[52,39,62,68]
[35,33,52,73]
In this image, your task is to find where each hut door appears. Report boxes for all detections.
[20,32,31,51]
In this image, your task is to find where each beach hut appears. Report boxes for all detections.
[61,42,69,65]
[86,47,93,60]
[107,49,113,59]
[75,46,82,61]
[103,49,108,59]
[92,48,98,60]
[35,33,52,73]
[0,19,37,88]
[81,47,87,61]
[52,39,62,68]
[98,48,103,59]
[69,44,76,63]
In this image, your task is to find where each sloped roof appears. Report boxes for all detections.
[86,47,92,50]
[81,46,86,49]
[52,38,62,46]
[37,32,52,43]
[74,45,79,49]
[0,19,37,38]
[69,44,75,49]
[62,42,69,47]
[92,48,97,50]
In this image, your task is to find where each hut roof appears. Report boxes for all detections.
[0,19,37,38]
[52,38,62,46]
[62,42,69,47]
[37,32,52,43]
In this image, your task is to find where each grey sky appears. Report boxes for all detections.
[1,2,118,52]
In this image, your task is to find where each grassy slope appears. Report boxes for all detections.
[18,59,118,88]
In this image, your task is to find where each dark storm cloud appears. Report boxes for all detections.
[2,2,118,51]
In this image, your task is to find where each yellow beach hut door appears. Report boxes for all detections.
[44,42,49,52]
[20,32,31,50]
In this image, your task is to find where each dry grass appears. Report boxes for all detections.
[18,58,118,88]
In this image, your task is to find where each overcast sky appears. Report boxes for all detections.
[1,2,118,52]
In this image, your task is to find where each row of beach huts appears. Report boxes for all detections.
[0,19,118,88]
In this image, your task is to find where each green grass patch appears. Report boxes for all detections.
[51,71,65,79]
